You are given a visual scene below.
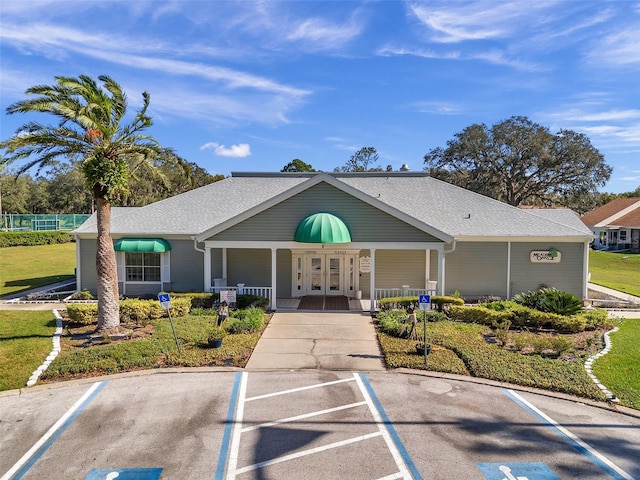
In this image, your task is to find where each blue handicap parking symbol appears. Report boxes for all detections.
[477,462,560,480]
[419,294,431,304]
[157,293,170,303]
[84,468,163,480]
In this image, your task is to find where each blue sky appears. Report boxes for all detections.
[1,1,639,193]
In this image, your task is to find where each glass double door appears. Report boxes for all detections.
[308,255,342,295]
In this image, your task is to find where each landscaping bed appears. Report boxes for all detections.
[41,303,271,383]
[375,292,620,402]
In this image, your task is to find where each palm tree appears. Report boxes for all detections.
[1,75,165,330]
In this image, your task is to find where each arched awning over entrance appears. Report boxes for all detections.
[294,213,352,243]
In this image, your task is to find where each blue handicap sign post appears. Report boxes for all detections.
[85,468,163,479]
[157,292,181,355]
[477,462,560,480]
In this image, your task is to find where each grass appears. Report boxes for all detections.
[592,318,640,410]
[589,250,640,297]
[39,312,268,383]
[378,321,608,401]
[0,243,76,297]
[0,311,57,390]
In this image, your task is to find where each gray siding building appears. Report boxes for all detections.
[73,172,593,310]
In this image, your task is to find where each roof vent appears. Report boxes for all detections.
[400,164,410,171]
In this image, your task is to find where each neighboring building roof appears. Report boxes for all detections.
[74,172,593,241]
[581,198,640,228]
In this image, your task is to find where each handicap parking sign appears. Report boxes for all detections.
[84,468,163,479]
[477,463,560,480]
[157,292,172,310]
[418,294,431,311]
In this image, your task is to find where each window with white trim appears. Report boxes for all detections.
[125,252,161,282]
[620,230,628,242]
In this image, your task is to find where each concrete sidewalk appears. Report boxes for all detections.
[245,311,385,371]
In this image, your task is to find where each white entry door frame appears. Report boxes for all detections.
[292,249,359,297]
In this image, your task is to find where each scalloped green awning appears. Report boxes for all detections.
[114,238,171,252]
[294,213,352,243]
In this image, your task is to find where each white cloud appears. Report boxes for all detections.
[286,16,363,51]
[588,27,640,67]
[200,142,251,158]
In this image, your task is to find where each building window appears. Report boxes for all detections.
[125,252,161,282]
[620,230,628,242]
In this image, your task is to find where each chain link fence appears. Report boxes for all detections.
[0,214,91,231]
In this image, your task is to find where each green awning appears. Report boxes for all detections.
[114,238,171,253]
[294,213,352,243]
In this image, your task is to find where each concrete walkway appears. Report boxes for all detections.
[245,311,385,371]
[588,282,640,318]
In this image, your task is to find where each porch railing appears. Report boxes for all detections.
[210,285,272,301]
[374,288,437,300]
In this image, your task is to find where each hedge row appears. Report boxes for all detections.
[0,231,73,247]
[448,304,609,333]
[67,298,192,324]
[377,295,464,311]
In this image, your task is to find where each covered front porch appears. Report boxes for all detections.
[200,242,444,312]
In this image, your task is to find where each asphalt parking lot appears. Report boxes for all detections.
[1,370,638,480]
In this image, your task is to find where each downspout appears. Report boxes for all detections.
[438,239,457,296]
[193,237,210,293]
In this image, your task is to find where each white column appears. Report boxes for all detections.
[369,248,376,313]
[204,248,212,292]
[222,248,227,280]
[425,249,430,286]
[438,248,445,295]
[271,248,277,310]
[506,241,512,299]
[582,241,590,300]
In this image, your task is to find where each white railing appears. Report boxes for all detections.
[210,285,272,300]
[374,288,437,300]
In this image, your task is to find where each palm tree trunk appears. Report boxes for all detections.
[95,196,120,330]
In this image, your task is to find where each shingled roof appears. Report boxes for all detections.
[581,198,640,228]
[74,172,592,241]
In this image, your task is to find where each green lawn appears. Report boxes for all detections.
[592,318,640,410]
[0,311,57,390]
[589,250,640,297]
[0,243,76,297]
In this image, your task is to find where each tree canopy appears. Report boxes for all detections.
[335,147,386,172]
[423,116,612,213]
[281,159,316,172]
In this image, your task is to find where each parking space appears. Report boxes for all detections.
[1,371,638,480]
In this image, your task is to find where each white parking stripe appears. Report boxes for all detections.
[244,377,355,402]
[241,401,368,433]
[224,373,414,479]
[506,389,635,480]
[354,373,413,480]
[234,431,384,475]
[225,371,248,480]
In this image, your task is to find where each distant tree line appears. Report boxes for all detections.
[0,152,223,214]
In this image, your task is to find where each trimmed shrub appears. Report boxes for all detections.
[68,289,94,300]
[449,305,510,326]
[0,231,73,247]
[431,296,465,312]
[66,303,98,324]
[377,295,464,312]
[236,294,270,310]
[577,309,611,330]
[170,292,217,309]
